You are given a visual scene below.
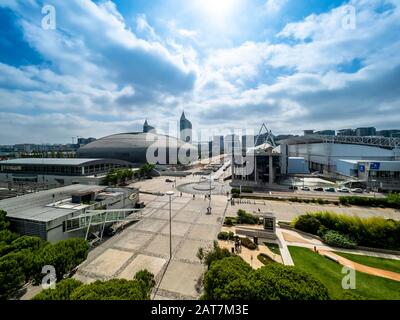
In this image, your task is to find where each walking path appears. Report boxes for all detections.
[318,249,400,282]
[275,228,294,266]
[280,228,400,282]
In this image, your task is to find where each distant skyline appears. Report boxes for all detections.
[0,0,399,144]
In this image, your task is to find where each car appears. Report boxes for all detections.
[338,187,350,193]
[289,186,298,190]
[351,188,364,193]
[313,187,324,192]
[324,187,336,192]
[300,186,310,191]
[165,179,173,183]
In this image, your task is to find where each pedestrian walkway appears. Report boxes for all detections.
[318,249,400,282]
[275,228,294,266]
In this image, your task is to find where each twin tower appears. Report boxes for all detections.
[143,111,193,144]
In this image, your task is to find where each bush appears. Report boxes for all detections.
[203,242,233,269]
[224,217,235,226]
[231,188,240,194]
[241,187,253,193]
[322,230,357,249]
[339,194,400,209]
[293,212,400,250]
[202,256,329,300]
[257,253,275,265]
[232,193,240,198]
[134,270,155,292]
[293,214,321,234]
[217,231,235,241]
[240,237,257,250]
[237,209,259,225]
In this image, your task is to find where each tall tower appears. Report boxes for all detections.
[180,111,192,143]
[143,119,155,133]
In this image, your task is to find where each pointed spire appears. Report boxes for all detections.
[181,110,186,120]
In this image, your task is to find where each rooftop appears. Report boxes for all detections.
[0,184,105,222]
[0,158,104,166]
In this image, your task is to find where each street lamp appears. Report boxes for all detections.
[166,191,174,260]
[207,172,212,214]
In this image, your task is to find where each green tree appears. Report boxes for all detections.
[33,279,83,300]
[202,256,330,300]
[69,279,150,300]
[37,238,89,282]
[0,256,25,299]
[0,210,10,231]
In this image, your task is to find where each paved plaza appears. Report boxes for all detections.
[74,186,228,299]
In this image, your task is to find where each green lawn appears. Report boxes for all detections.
[263,242,281,256]
[334,251,400,274]
[288,246,400,300]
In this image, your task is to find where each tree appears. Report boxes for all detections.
[37,238,89,282]
[69,278,150,300]
[0,210,10,231]
[203,241,232,269]
[134,270,155,295]
[33,279,83,300]
[0,256,25,299]
[202,255,252,300]
[249,264,330,300]
[202,256,330,300]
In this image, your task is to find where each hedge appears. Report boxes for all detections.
[322,230,357,249]
[339,193,400,209]
[293,212,400,250]
[237,209,259,225]
[240,237,257,250]
[217,231,235,241]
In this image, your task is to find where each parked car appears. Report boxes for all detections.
[300,186,310,191]
[338,187,350,193]
[324,187,336,192]
[351,188,364,193]
[165,179,173,183]
[313,187,324,192]
[289,186,298,190]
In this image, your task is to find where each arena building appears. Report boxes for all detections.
[76,132,198,165]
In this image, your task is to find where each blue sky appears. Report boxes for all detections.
[0,0,399,144]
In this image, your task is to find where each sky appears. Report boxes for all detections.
[0,0,399,144]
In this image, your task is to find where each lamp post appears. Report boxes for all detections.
[207,172,212,214]
[166,191,174,260]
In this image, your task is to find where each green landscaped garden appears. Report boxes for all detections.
[288,246,400,300]
[264,242,281,256]
[334,252,400,274]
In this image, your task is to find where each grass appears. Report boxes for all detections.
[263,242,281,256]
[334,252,400,274]
[288,246,400,300]
[257,253,275,265]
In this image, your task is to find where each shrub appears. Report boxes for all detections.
[240,237,257,250]
[0,210,10,232]
[231,188,240,194]
[293,214,321,234]
[241,187,253,193]
[203,242,233,269]
[293,211,400,250]
[224,217,235,226]
[257,253,275,265]
[339,194,400,209]
[217,231,235,241]
[237,209,259,225]
[322,230,357,249]
[232,193,240,198]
